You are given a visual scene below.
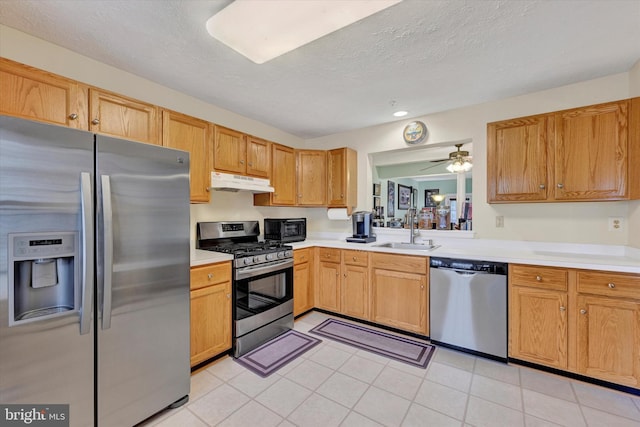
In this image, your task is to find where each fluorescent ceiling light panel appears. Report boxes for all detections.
[206,0,402,64]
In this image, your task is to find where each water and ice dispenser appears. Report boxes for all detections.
[8,232,79,325]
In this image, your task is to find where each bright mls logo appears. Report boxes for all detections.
[0,405,69,426]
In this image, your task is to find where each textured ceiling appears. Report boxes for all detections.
[1,0,639,139]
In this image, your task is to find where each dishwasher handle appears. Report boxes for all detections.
[432,266,489,275]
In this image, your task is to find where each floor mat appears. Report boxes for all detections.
[309,318,435,369]
[234,330,322,377]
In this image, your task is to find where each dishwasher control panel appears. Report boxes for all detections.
[430,257,507,275]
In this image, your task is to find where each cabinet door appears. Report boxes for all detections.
[487,116,549,202]
[327,148,357,210]
[317,261,341,312]
[297,150,327,206]
[246,136,271,178]
[576,295,640,387]
[509,287,568,369]
[342,264,368,320]
[214,126,246,174]
[0,58,88,129]
[162,110,211,203]
[371,268,427,334]
[554,101,628,200]
[89,88,160,145]
[294,261,312,316]
[271,144,296,205]
[190,282,232,366]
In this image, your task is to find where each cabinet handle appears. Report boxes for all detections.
[535,275,542,281]
[580,309,587,315]
[560,306,566,312]
[208,273,213,279]
[341,193,344,198]
[353,256,357,261]
[608,282,616,289]
[557,183,564,189]
[539,184,545,189]
[421,285,424,289]
[227,293,231,299]
[91,118,100,125]
[248,162,253,167]
[239,160,244,164]
[343,273,347,278]
[69,113,78,120]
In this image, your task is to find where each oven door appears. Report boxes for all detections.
[234,258,293,322]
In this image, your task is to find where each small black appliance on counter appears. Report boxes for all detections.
[264,217,306,242]
[346,211,376,243]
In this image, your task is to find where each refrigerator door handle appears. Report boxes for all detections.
[101,175,114,330]
[80,172,94,335]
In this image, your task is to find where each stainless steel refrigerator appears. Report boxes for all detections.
[0,116,191,426]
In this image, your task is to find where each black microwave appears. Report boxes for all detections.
[264,218,306,243]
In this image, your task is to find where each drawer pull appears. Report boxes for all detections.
[557,183,564,189]
[580,309,587,315]
[226,294,231,299]
[560,306,566,312]
[608,283,615,289]
[535,275,542,281]
[208,273,213,279]
[353,256,357,261]
[69,113,78,120]
[92,118,100,125]
[539,184,545,189]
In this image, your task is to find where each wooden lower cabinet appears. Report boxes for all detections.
[190,262,232,367]
[509,264,569,369]
[370,253,428,335]
[317,257,341,312]
[510,286,568,369]
[341,250,369,320]
[293,248,314,316]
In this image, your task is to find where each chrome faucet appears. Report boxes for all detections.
[408,207,418,244]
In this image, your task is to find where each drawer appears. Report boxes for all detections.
[190,261,232,290]
[510,264,568,291]
[370,252,427,273]
[318,247,341,263]
[342,249,368,266]
[577,270,640,299]
[294,248,310,265]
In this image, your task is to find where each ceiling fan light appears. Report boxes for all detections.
[206,0,402,64]
[446,159,472,173]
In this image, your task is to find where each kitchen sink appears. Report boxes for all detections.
[374,242,440,251]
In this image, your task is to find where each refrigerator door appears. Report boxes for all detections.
[95,136,190,426]
[0,117,94,426]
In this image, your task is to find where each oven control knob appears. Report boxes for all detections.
[243,258,253,266]
[253,256,262,263]
[284,250,293,258]
[277,251,285,258]
[266,253,276,261]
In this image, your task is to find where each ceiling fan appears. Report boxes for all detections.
[419,143,472,173]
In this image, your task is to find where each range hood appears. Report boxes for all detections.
[210,171,275,193]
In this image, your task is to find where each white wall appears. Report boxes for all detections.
[306,73,636,245]
[2,24,638,247]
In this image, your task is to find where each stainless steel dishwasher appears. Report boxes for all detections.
[429,257,508,361]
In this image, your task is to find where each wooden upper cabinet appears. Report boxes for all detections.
[0,57,88,129]
[213,126,246,174]
[487,115,550,202]
[488,98,637,203]
[553,100,628,200]
[327,148,357,213]
[246,136,271,178]
[89,88,160,145]
[162,110,212,203]
[296,150,327,206]
[254,143,296,206]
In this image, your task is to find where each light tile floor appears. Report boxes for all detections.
[140,311,640,427]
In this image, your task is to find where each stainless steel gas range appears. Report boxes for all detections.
[197,221,294,357]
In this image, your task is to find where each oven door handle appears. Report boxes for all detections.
[235,259,294,280]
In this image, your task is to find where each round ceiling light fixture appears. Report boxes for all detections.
[393,110,408,117]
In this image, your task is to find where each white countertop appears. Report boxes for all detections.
[190,233,640,273]
[288,236,640,274]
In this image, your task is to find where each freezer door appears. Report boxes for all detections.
[0,116,94,426]
[95,136,190,426]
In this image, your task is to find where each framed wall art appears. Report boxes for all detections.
[398,184,412,210]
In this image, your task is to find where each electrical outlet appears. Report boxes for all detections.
[608,217,623,232]
[495,215,504,228]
